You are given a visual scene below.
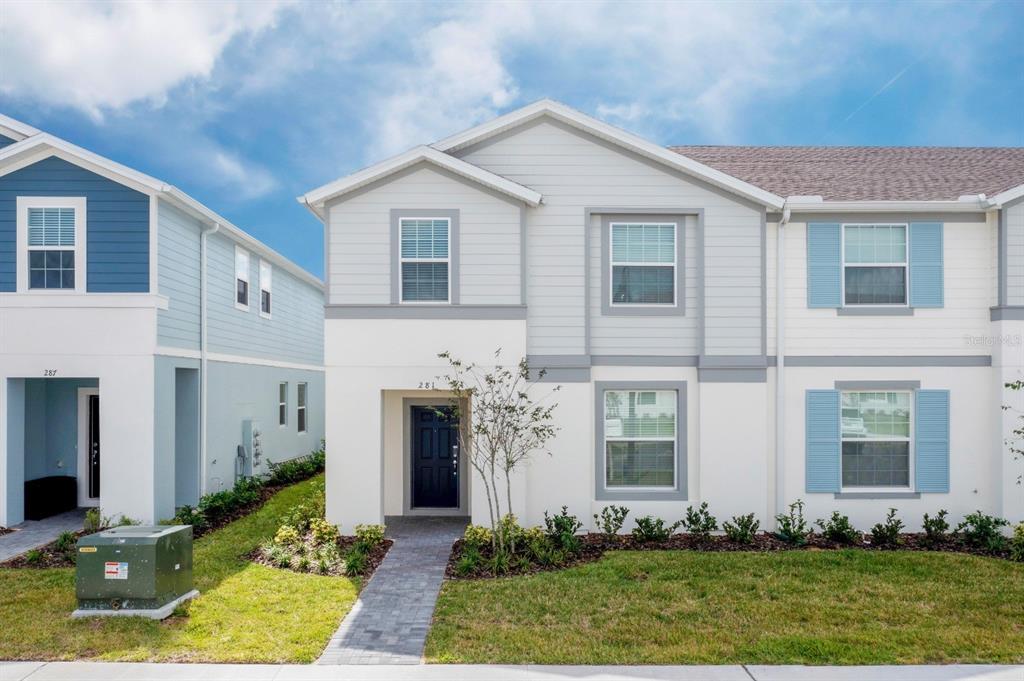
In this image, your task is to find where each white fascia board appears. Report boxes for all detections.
[432,99,786,210]
[0,113,41,141]
[989,184,1024,208]
[785,199,990,213]
[161,187,325,292]
[300,145,542,208]
[0,132,324,292]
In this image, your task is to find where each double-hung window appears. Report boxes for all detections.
[278,382,288,427]
[843,224,907,306]
[17,197,87,293]
[840,391,912,488]
[610,222,676,306]
[603,389,677,488]
[297,382,308,433]
[259,259,272,318]
[235,246,250,310]
[400,218,449,302]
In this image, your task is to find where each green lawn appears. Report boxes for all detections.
[0,475,359,663]
[426,549,1024,665]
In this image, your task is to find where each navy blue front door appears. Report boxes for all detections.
[412,406,459,508]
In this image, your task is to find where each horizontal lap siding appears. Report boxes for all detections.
[1008,202,1024,306]
[0,156,149,292]
[206,231,324,366]
[459,120,763,356]
[326,164,521,305]
[770,220,992,355]
[156,200,201,350]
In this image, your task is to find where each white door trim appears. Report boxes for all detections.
[77,387,100,507]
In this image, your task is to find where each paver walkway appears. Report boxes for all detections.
[0,509,86,562]
[317,515,468,665]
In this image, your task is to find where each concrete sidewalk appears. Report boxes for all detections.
[3,662,1022,681]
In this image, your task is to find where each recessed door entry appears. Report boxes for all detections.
[411,406,458,508]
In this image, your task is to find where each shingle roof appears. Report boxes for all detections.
[668,146,1024,202]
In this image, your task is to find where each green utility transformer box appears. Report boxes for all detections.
[73,525,198,619]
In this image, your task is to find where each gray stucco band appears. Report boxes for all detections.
[533,367,591,383]
[991,306,1024,321]
[769,355,991,367]
[325,304,526,319]
[834,380,921,390]
[599,213,689,317]
[834,492,921,500]
[594,380,688,502]
[389,209,460,305]
[837,307,914,316]
[698,368,767,383]
[698,355,768,368]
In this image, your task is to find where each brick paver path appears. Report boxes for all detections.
[0,509,86,562]
[318,515,468,665]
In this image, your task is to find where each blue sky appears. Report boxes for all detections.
[1,1,1022,278]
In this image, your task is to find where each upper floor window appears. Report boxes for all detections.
[843,224,907,306]
[610,222,676,306]
[297,382,308,433]
[235,246,250,311]
[259,259,272,318]
[400,218,449,303]
[16,197,87,293]
[603,389,677,489]
[841,391,911,489]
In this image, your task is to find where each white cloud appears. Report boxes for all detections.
[210,150,278,200]
[0,0,288,120]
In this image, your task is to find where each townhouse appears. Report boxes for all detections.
[0,114,324,526]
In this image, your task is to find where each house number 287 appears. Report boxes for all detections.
[43,369,58,377]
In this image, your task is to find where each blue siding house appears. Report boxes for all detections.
[0,113,325,526]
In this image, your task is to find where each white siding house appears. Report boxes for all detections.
[307,99,1024,533]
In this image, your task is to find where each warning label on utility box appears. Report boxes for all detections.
[104,562,128,580]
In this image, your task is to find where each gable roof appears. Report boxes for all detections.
[0,122,324,290]
[299,145,543,211]
[0,113,41,142]
[669,145,1024,204]
[432,99,786,209]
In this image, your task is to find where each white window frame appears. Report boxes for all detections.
[839,390,914,493]
[278,382,288,427]
[297,382,308,434]
[841,223,909,308]
[259,259,272,319]
[235,245,250,312]
[608,221,678,308]
[399,217,451,304]
[16,196,87,294]
[603,388,678,491]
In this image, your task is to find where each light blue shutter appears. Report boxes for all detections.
[915,389,950,493]
[806,389,840,492]
[909,222,943,308]
[807,223,841,307]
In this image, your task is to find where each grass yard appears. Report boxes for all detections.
[0,475,359,663]
[426,549,1024,665]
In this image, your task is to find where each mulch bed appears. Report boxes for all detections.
[251,538,393,579]
[446,532,1014,580]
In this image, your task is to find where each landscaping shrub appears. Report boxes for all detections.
[310,518,339,546]
[84,508,102,533]
[632,515,680,543]
[816,511,860,545]
[173,505,208,532]
[274,525,302,547]
[54,530,77,559]
[24,549,43,565]
[343,546,368,576]
[870,508,904,547]
[462,524,494,551]
[266,446,326,486]
[774,499,809,546]
[499,514,526,552]
[544,506,583,553]
[593,505,629,537]
[1011,523,1024,562]
[956,511,1009,552]
[922,509,950,546]
[682,502,718,541]
[354,524,386,550]
[723,513,759,544]
[455,545,484,576]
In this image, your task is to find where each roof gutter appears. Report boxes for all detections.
[785,196,991,213]
[774,199,791,528]
[199,221,220,497]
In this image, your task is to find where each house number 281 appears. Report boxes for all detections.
[43,369,58,377]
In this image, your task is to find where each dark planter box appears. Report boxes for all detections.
[24,476,77,520]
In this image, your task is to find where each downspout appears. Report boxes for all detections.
[774,201,791,525]
[199,221,220,496]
